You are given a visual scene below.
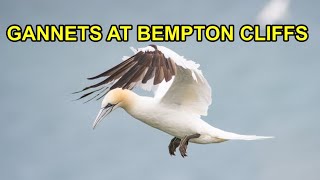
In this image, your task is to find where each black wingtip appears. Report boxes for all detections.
[83,98,94,104]
[71,95,87,102]
[72,89,84,94]
[87,76,97,80]
[71,87,90,94]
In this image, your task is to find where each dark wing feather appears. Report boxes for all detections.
[110,64,142,89]
[142,66,155,83]
[74,46,176,102]
[168,58,177,75]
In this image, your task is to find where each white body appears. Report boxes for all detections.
[93,45,273,143]
[124,94,271,144]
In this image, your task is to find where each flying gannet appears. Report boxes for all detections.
[75,45,273,157]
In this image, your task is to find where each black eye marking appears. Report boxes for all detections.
[104,103,115,109]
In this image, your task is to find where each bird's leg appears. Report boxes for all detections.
[179,133,201,158]
[168,137,181,156]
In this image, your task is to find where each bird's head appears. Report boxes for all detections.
[92,88,132,129]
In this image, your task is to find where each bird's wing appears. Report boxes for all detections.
[74,45,177,102]
[75,45,212,115]
[156,46,212,116]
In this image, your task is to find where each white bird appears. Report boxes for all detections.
[75,45,273,157]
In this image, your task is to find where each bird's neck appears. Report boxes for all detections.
[118,90,139,110]
[120,90,154,113]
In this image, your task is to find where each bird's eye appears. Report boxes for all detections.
[104,103,114,108]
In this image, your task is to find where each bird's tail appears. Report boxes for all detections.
[215,129,274,141]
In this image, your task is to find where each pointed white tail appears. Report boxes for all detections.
[218,131,274,141]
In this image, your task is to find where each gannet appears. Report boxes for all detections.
[75,45,273,157]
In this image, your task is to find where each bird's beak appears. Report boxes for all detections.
[92,104,115,129]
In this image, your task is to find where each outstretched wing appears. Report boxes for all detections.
[74,45,177,102]
[75,45,212,116]
[156,46,212,116]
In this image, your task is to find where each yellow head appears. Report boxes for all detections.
[92,88,134,129]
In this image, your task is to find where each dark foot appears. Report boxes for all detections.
[179,133,201,158]
[168,137,181,156]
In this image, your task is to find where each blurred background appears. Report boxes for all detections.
[1,0,319,180]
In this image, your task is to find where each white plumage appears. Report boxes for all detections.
[77,45,273,157]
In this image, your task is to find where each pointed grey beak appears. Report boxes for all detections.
[92,104,115,129]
